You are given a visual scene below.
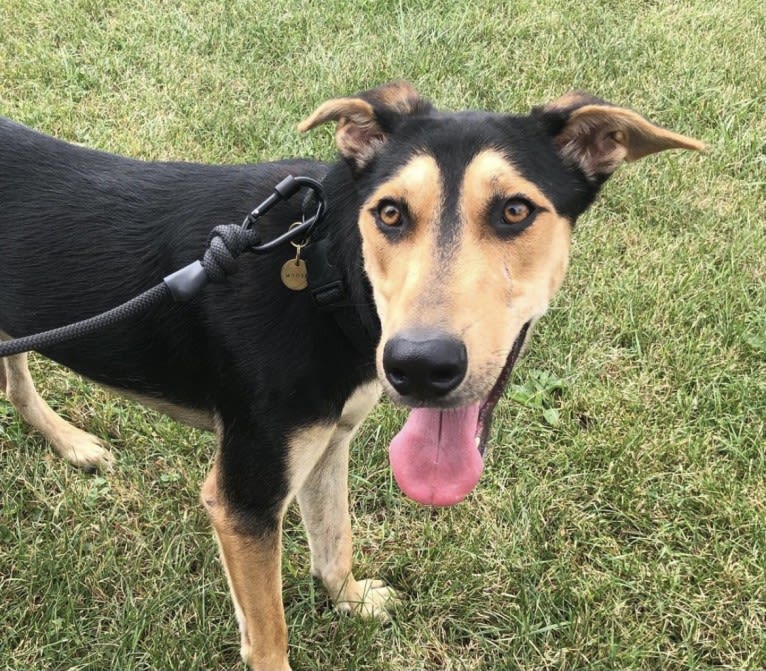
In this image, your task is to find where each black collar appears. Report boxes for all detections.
[303,235,379,355]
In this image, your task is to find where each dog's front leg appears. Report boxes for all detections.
[202,459,290,671]
[297,382,397,621]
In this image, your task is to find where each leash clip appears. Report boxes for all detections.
[242,176,326,254]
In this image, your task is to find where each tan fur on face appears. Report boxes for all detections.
[362,150,571,405]
[451,150,571,401]
[359,154,444,333]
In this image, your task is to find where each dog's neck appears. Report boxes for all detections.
[308,160,381,352]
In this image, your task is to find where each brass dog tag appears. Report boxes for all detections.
[281,258,308,291]
[281,222,310,291]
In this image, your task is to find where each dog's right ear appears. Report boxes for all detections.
[298,81,432,169]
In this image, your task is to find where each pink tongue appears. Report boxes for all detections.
[388,402,484,506]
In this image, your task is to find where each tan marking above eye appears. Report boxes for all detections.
[502,198,533,225]
[378,201,402,226]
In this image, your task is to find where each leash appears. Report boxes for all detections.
[0,175,328,359]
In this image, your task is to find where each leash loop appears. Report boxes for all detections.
[201,224,260,283]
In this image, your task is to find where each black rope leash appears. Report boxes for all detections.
[0,175,325,359]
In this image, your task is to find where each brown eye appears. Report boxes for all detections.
[503,198,533,225]
[378,201,402,227]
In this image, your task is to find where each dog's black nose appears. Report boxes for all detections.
[383,330,467,400]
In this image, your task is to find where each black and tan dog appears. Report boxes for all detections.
[0,82,702,669]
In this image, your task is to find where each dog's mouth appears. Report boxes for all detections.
[388,322,530,507]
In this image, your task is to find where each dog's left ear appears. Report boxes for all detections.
[534,92,705,180]
[298,81,432,169]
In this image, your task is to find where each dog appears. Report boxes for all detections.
[0,81,703,670]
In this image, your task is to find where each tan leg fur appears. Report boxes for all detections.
[297,382,397,620]
[202,463,292,671]
[202,382,393,670]
[1,349,113,470]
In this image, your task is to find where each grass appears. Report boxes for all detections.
[1,0,765,669]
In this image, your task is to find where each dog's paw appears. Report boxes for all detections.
[241,644,292,671]
[336,578,399,622]
[53,428,115,472]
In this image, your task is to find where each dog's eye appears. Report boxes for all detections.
[377,201,403,227]
[502,198,534,226]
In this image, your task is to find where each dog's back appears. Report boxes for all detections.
[0,118,325,403]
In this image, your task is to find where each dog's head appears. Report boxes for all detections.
[300,82,703,505]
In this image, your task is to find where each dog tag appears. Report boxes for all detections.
[281,258,308,291]
[281,222,310,291]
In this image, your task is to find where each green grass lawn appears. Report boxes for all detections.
[1,1,765,669]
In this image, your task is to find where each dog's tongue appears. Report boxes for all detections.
[389,402,484,506]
